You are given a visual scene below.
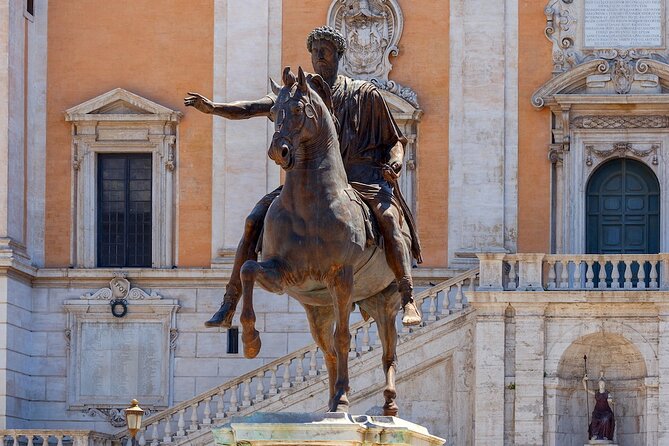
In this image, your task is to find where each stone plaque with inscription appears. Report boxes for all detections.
[584,0,663,48]
[79,322,164,402]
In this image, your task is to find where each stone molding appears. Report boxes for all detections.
[65,88,181,268]
[64,274,180,416]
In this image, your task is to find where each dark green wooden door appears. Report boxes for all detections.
[586,158,660,254]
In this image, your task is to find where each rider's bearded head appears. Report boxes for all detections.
[307,26,346,83]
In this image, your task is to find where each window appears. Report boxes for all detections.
[227,327,239,354]
[65,88,181,268]
[98,154,152,267]
[26,0,34,16]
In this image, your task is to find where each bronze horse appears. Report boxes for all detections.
[239,67,414,416]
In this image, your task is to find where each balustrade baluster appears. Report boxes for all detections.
[573,259,582,289]
[624,260,633,288]
[176,409,186,437]
[255,373,265,403]
[586,260,594,289]
[349,331,358,359]
[229,384,239,412]
[373,325,382,349]
[295,353,305,383]
[597,259,606,289]
[560,260,569,288]
[269,367,278,394]
[361,325,371,351]
[507,260,517,290]
[454,282,464,312]
[150,421,159,446]
[203,398,212,425]
[126,436,133,446]
[611,260,621,289]
[189,403,199,431]
[27,435,34,446]
[309,350,319,375]
[56,437,63,446]
[242,379,252,407]
[427,293,437,321]
[650,260,659,289]
[440,288,451,317]
[216,388,226,419]
[547,260,557,289]
[139,429,146,446]
[163,416,173,443]
[637,261,647,289]
[282,362,292,389]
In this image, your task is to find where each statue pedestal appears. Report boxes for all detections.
[585,441,617,445]
[211,412,445,446]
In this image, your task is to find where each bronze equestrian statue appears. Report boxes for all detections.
[185,26,422,330]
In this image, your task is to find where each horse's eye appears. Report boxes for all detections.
[294,103,304,114]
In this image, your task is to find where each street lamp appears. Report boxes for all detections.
[125,399,144,445]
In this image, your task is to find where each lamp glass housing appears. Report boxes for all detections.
[125,399,144,437]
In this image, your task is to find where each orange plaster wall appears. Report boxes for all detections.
[517,0,552,252]
[46,1,213,267]
[281,1,450,267]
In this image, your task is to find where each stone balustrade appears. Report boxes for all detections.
[0,431,118,446]
[111,269,479,446]
[478,252,669,291]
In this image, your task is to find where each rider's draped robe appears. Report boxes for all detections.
[330,75,422,263]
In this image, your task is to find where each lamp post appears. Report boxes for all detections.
[125,399,144,446]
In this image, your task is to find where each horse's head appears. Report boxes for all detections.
[268,66,335,170]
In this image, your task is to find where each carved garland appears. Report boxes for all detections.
[585,143,660,167]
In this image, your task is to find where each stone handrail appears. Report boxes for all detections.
[0,430,118,446]
[478,252,669,291]
[114,268,479,445]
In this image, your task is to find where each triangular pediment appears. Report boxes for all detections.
[65,88,181,122]
[532,59,669,109]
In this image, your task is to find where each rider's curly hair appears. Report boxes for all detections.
[306,26,347,56]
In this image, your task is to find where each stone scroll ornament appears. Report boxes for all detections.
[327,0,419,107]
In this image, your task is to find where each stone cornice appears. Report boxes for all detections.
[531,59,607,109]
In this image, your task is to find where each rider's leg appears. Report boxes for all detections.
[371,202,422,326]
[205,188,280,328]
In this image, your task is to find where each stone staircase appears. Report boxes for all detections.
[0,269,478,446]
[110,268,478,446]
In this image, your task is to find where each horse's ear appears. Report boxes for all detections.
[269,77,281,95]
[297,67,308,94]
[282,66,296,86]
[307,74,334,114]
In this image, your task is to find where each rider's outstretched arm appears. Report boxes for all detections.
[185,92,274,120]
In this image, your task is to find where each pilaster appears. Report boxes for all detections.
[472,303,507,445]
[656,304,669,443]
[512,303,547,446]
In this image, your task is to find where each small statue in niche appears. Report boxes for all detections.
[583,371,615,443]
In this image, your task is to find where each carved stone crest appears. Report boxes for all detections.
[327,0,419,107]
[81,273,160,300]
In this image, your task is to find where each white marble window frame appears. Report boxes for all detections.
[64,296,180,411]
[555,129,669,253]
[69,121,177,268]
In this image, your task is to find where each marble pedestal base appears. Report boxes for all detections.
[211,412,445,446]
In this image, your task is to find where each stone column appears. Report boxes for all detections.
[473,303,507,445]
[513,303,547,446]
[657,304,669,443]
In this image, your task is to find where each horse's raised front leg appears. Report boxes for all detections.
[327,265,354,412]
[303,304,337,409]
[239,259,285,359]
[359,286,401,416]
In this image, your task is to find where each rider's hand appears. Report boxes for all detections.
[184,92,215,114]
[382,162,401,182]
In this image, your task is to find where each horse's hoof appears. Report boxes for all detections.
[382,403,398,417]
[243,329,262,358]
[401,301,422,326]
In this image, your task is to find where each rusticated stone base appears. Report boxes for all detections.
[211,412,445,446]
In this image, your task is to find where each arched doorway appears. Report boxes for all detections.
[586,158,660,254]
